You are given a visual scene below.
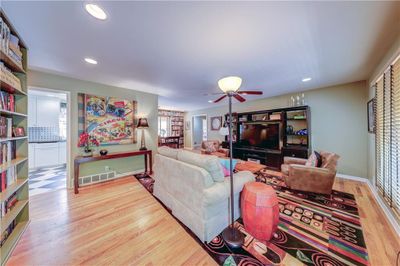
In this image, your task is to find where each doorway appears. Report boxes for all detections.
[28,88,70,196]
[192,114,207,148]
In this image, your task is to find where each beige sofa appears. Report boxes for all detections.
[153,146,255,242]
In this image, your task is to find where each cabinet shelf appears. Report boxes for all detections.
[0,136,28,143]
[1,200,28,231]
[0,49,25,74]
[0,157,28,172]
[0,109,27,117]
[0,78,27,95]
[0,178,28,202]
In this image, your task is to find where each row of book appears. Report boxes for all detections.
[0,116,13,138]
[0,91,15,112]
[0,141,17,165]
[0,166,17,193]
[0,219,17,247]
[0,190,18,218]
[0,17,23,68]
[0,62,22,90]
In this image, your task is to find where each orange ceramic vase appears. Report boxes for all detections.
[241,182,279,241]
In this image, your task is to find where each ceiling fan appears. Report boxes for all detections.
[210,76,263,103]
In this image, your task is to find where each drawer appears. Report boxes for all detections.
[283,148,308,159]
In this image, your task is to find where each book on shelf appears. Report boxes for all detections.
[0,219,17,247]
[0,17,23,68]
[0,91,15,112]
[0,140,16,164]
[0,187,18,217]
[0,62,22,90]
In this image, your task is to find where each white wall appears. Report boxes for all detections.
[185,81,368,178]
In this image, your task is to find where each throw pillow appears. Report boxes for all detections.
[219,159,238,177]
[305,151,322,167]
[204,142,217,153]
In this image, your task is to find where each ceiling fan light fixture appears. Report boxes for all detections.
[218,76,242,93]
[85,3,107,20]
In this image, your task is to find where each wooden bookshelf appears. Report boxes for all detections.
[158,109,185,148]
[0,9,29,265]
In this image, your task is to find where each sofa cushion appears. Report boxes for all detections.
[219,158,238,177]
[177,150,224,182]
[319,151,340,172]
[204,142,217,153]
[158,146,179,159]
[305,151,322,167]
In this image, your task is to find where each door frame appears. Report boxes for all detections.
[28,87,72,189]
[191,114,208,148]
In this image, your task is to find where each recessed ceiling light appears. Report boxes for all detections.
[208,100,213,103]
[85,3,107,20]
[302,77,312,82]
[84,58,98,64]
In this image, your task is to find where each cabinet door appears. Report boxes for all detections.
[34,143,59,168]
[28,143,35,169]
[58,142,66,164]
[36,96,60,127]
[28,95,37,127]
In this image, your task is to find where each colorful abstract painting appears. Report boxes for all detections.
[83,94,137,145]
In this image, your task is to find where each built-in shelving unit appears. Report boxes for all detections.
[0,9,29,265]
[158,109,184,148]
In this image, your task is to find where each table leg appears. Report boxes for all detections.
[144,153,148,174]
[74,162,79,194]
[149,151,153,175]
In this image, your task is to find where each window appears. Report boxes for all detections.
[375,54,400,219]
[158,116,170,137]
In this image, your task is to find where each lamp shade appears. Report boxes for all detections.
[218,76,242,93]
[137,118,149,128]
[219,126,229,136]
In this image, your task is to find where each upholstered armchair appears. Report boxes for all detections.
[200,140,229,158]
[281,152,340,194]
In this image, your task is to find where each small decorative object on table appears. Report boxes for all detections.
[99,149,108,156]
[78,132,99,157]
[12,126,25,137]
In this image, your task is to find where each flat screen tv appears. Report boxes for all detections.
[239,123,280,150]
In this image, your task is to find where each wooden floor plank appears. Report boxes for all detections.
[5,176,400,265]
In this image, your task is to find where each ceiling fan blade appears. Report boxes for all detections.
[203,92,225,96]
[213,95,227,103]
[233,94,246,102]
[238,91,263,95]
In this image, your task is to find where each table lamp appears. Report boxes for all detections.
[137,118,149,150]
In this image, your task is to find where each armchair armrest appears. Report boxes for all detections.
[289,164,332,177]
[284,157,307,165]
[218,148,230,157]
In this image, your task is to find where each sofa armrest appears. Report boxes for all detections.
[284,157,307,165]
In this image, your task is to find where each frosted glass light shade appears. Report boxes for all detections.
[219,126,229,136]
[218,76,242,93]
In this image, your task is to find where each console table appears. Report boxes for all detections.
[74,150,153,194]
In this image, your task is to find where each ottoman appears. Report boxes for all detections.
[241,182,279,241]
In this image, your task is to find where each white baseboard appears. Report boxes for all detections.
[337,173,400,236]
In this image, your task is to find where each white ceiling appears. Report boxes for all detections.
[3,1,400,111]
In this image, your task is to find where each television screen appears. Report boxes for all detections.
[239,123,280,150]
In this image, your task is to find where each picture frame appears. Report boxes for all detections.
[210,116,222,131]
[367,98,375,133]
[13,126,25,137]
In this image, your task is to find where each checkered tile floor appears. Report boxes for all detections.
[29,165,66,196]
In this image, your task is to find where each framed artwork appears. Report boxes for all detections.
[13,127,25,137]
[185,120,191,131]
[210,116,222,131]
[83,94,137,145]
[367,98,375,133]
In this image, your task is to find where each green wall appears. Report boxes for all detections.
[185,81,368,178]
[28,70,158,188]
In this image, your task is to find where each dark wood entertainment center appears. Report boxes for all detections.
[225,106,310,170]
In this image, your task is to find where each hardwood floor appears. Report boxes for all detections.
[5,176,400,265]
[6,177,216,266]
[333,178,400,266]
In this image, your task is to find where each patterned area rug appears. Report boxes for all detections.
[205,169,369,265]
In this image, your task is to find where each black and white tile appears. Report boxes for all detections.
[29,165,66,196]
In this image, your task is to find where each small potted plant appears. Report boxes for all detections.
[78,132,100,157]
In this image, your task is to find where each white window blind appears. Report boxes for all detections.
[375,56,400,219]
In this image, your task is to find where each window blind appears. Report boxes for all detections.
[375,55,400,219]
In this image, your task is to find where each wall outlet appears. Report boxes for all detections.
[105,166,110,171]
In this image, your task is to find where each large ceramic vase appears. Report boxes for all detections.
[241,182,279,241]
